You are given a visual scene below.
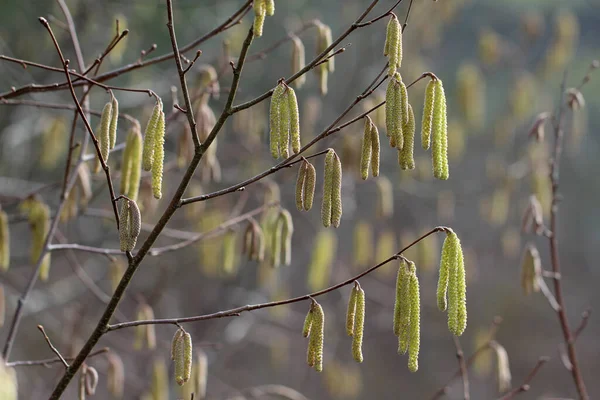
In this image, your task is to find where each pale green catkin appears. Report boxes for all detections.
[371,123,380,177]
[346,286,358,336]
[407,264,421,372]
[119,200,130,252]
[291,35,306,88]
[99,101,113,163]
[393,260,409,337]
[303,307,313,338]
[271,215,283,268]
[119,130,133,195]
[0,284,5,327]
[303,161,316,211]
[441,231,467,336]
[331,152,343,228]
[280,209,294,266]
[318,23,334,73]
[385,77,399,148]
[399,103,415,170]
[307,302,325,372]
[288,87,301,154]
[432,79,449,180]
[437,231,455,312]
[278,88,291,159]
[360,117,373,180]
[270,84,286,159]
[385,14,401,76]
[222,231,237,275]
[398,76,409,126]
[0,210,9,271]
[109,96,119,149]
[397,261,412,355]
[182,332,193,385]
[127,199,141,251]
[352,286,365,363]
[321,149,335,227]
[142,101,162,171]
[151,111,165,199]
[319,63,328,95]
[253,0,266,37]
[171,329,184,360]
[454,245,467,336]
[296,161,308,211]
[421,79,436,150]
[265,0,275,16]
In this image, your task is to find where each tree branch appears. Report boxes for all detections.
[498,357,549,400]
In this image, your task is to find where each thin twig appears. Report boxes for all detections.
[498,357,550,400]
[6,348,109,368]
[452,336,470,400]
[37,325,69,368]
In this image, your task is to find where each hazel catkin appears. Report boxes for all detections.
[291,35,306,88]
[360,117,373,180]
[421,79,436,150]
[407,263,420,372]
[151,110,165,199]
[399,103,415,170]
[432,79,449,180]
[306,301,325,372]
[269,83,286,159]
[385,14,402,76]
[142,101,162,171]
[0,209,9,271]
[109,95,119,149]
[99,101,113,164]
[352,285,365,363]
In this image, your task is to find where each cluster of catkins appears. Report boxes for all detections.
[301,230,467,373]
[383,14,449,179]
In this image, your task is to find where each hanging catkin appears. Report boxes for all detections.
[399,103,415,170]
[431,79,449,180]
[394,261,412,354]
[303,161,316,211]
[142,100,163,171]
[306,301,325,372]
[109,95,119,149]
[287,87,301,154]
[346,286,358,337]
[352,284,365,363]
[407,263,420,372]
[438,230,467,336]
[360,117,373,180]
[520,244,541,295]
[279,209,294,266]
[421,79,436,150]
[173,329,193,386]
[371,122,380,177]
[270,83,286,159]
[152,110,165,199]
[0,209,9,271]
[296,161,308,211]
[321,149,342,227]
[253,0,266,37]
[120,122,142,202]
[386,73,406,150]
[384,14,402,76]
[291,35,306,88]
[99,101,113,168]
[21,198,51,281]
[119,199,141,252]
[278,88,291,159]
[106,353,124,398]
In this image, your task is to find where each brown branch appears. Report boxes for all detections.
[545,71,589,399]
[573,309,591,341]
[498,357,550,400]
[106,227,447,331]
[6,348,108,368]
[453,336,470,400]
[37,325,69,368]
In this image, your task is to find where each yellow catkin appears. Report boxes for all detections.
[443,231,467,336]
[346,286,358,336]
[174,330,193,386]
[437,231,454,311]
[119,130,133,195]
[422,79,436,150]
[303,161,316,211]
[331,152,343,227]
[317,23,335,73]
[375,176,394,218]
[107,353,124,398]
[109,95,119,149]
[353,221,374,269]
[278,88,291,159]
[79,366,86,400]
[288,87,301,154]
[118,200,130,252]
[279,209,294,266]
[152,110,165,199]
[307,301,325,372]
[352,285,365,363]
[182,332,193,385]
[399,103,415,170]
[491,341,512,393]
[195,350,208,399]
[0,284,5,328]
[151,358,169,400]
[0,209,9,271]
[265,0,275,16]
[270,84,286,159]
[385,14,402,76]
[360,117,373,180]
[24,199,51,281]
[271,215,283,268]
[371,123,380,177]
[296,161,308,211]
[432,79,449,180]
[321,149,335,227]
[222,230,238,276]
[407,263,420,372]
[121,123,142,202]
[319,63,328,96]
[303,306,314,338]
[0,356,17,400]
[253,0,266,37]
[521,244,541,295]
[99,101,113,164]
[397,261,412,355]
[127,199,141,251]
[291,35,306,88]
[385,77,399,148]
[142,101,162,171]
[307,230,337,291]
[171,329,184,360]
[393,260,408,337]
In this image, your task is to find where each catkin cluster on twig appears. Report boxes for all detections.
[270,82,301,159]
[118,198,141,252]
[253,0,275,37]
[321,149,343,228]
[304,300,325,372]
[243,219,265,262]
[398,104,415,170]
[360,116,380,180]
[171,328,193,386]
[142,99,166,199]
[346,282,366,363]
[393,260,421,372]
[384,13,403,76]
[296,159,316,211]
[95,94,120,173]
[385,72,409,150]
[120,121,143,202]
[423,77,449,180]
[437,230,467,336]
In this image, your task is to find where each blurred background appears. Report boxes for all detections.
[0,0,599,398]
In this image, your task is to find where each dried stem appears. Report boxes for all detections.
[37,325,69,369]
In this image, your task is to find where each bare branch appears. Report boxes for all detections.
[498,357,550,400]
[37,325,69,369]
